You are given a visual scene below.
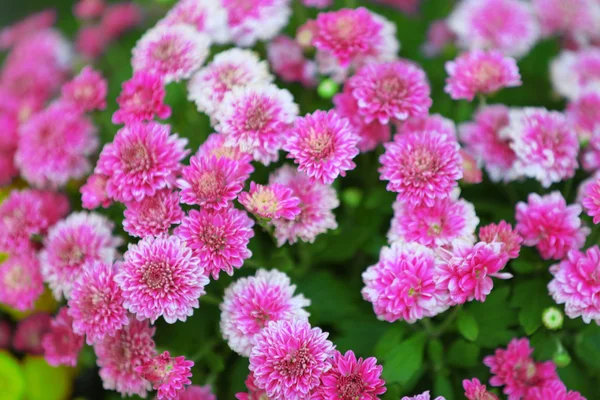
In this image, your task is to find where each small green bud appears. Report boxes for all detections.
[553,349,571,368]
[542,307,564,330]
[342,188,363,208]
[317,79,340,99]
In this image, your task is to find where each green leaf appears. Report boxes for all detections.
[471,286,518,348]
[457,309,479,341]
[510,259,535,274]
[447,339,480,368]
[383,333,427,385]
[374,325,405,361]
[434,373,455,400]
[22,355,72,400]
[428,339,444,370]
[511,279,554,335]
[574,325,600,370]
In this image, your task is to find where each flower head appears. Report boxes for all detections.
[135,351,193,400]
[61,66,107,111]
[423,20,456,57]
[13,313,51,354]
[239,182,301,220]
[178,385,216,400]
[0,189,51,252]
[0,252,44,311]
[74,0,105,19]
[112,71,171,125]
[76,25,108,59]
[479,220,522,259]
[101,3,141,39]
[397,114,457,138]
[527,380,586,400]
[160,0,229,44]
[463,378,499,400]
[42,307,84,367]
[551,48,600,101]
[402,391,446,400]
[267,35,317,87]
[567,92,600,142]
[222,0,291,46]
[80,173,111,209]
[123,189,184,238]
[582,178,600,224]
[533,0,600,41]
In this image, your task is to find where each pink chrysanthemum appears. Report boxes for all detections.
[123,189,184,238]
[13,313,51,354]
[527,379,586,400]
[582,178,600,223]
[216,84,298,165]
[32,190,70,230]
[583,132,600,172]
[239,182,301,220]
[347,61,432,124]
[479,220,522,259]
[94,317,156,398]
[160,0,229,44]
[483,338,560,400]
[516,192,589,260]
[67,261,128,345]
[463,378,499,400]
[136,351,193,400]
[267,35,317,87]
[112,71,171,125]
[74,0,105,20]
[269,165,339,246]
[549,246,600,324]
[222,0,291,47]
[447,0,540,58]
[178,385,216,400]
[0,189,51,252]
[249,319,335,400]
[61,66,107,112]
[568,92,600,142]
[0,252,44,312]
[220,269,310,356]
[42,307,85,367]
[96,122,189,203]
[396,114,457,138]
[175,208,254,280]
[313,350,386,400]
[460,149,483,184]
[445,50,521,101]
[236,373,268,400]
[551,48,600,101]
[101,3,142,39]
[81,173,111,209]
[0,9,56,49]
[504,108,579,187]
[362,241,449,323]
[196,133,254,164]
[76,25,108,59]
[402,391,446,400]
[379,131,462,207]
[131,24,210,83]
[422,20,456,57]
[533,0,600,41]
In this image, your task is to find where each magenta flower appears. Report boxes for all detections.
[249,319,335,400]
[551,48,600,100]
[0,9,56,49]
[0,189,51,252]
[397,114,457,138]
[96,122,189,202]
[423,20,456,57]
[222,0,291,46]
[239,182,301,221]
[402,391,446,400]
[112,71,171,125]
[567,92,600,142]
[583,133,600,172]
[74,0,105,20]
[135,351,193,400]
[61,66,107,112]
[160,0,229,44]
[463,378,499,400]
[582,178,600,224]
[196,133,254,165]
[42,307,85,367]
[220,269,310,356]
[115,235,209,323]
[0,252,44,311]
[460,149,483,184]
[267,36,317,87]
[13,313,51,355]
[175,207,254,280]
[534,0,600,40]
[178,385,216,400]
[527,380,586,400]
[100,3,141,39]
[235,373,269,400]
[123,189,184,238]
[76,25,108,59]
[80,173,111,209]
[479,220,522,259]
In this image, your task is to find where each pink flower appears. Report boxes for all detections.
[583,132,600,172]
[196,133,254,163]
[13,313,51,354]
[76,25,108,59]
[313,350,386,400]
[175,208,254,279]
[96,122,189,202]
[479,220,522,259]
[0,9,56,49]
[445,50,521,101]
[42,307,85,367]
[549,246,600,324]
[40,212,121,300]
[74,0,105,20]
[515,192,589,260]
[551,48,600,100]
[136,351,193,400]
[67,261,128,345]
[112,71,171,124]
[267,36,317,87]
[249,319,335,400]
[463,378,499,400]
[422,20,456,57]
[0,154,17,185]
[160,0,229,44]
[533,0,600,41]
[379,131,462,207]
[460,150,483,184]
[94,317,156,398]
[101,3,142,39]
[397,114,457,138]
[239,182,301,220]
[236,373,268,400]
[220,269,310,356]
[284,110,359,184]
[178,385,216,400]
[567,92,600,142]
[132,24,210,83]
[347,61,432,124]
[61,66,107,111]
[362,241,449,323]
[402,391,446,400]
[527,380,586,400]
[483,338,560,400]
[582,178,600,223]
[222,0,291,46]
[123,189,184,238]
[0,252,44,312]
[216,84,298,165]
[0,189,51,252]
[302,0,331,8]
[81,173,111,209]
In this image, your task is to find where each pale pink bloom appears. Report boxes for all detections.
[40,212,121,300]
[68,261,128,344]
[463,378,499,400]
[567,92,600,142]
[76,25,109,59]
[249,319,335,400]
[216,84,298,165]
[445,50,521,101]
[136,351,193,400]
[269,165,339,246]
[74,0,105,19]
[348,61,432,124]
[222,0,291,46]
[12,313,51,354]
[115,235,208,323]
[460,150,483,184]
[123,189,184,238]
[484,338,560,400]
[448,0,540,58]
[267,36,317,87]
[422,20,456,57]
[132,24,210,83]
[0,252,44,312]
[583,132,600,172]
[479,220,522,259]
[175,207,254,279]
[0,189,51,252]
[533,0,600,42]
[42,307,84,367]
[160,0,229,44]
[549,246,600,324]
[96,122,189,203]
[362,241,449,323]
[81,173,111,209]
[220,269,310,356]
[402,391,445,400]
[100,3,142,39]
[61,65,107,111]
[239,182,301,220]
[504,108,579,187]
[379,131,462,207]
[396,114,457,138]
[582,178,600,223]
[113,71,171,124]
[235,373,268,400]
[527,379,586,400]
[303,0,331,8]
[94,317,156,398]
[551,48,600,100]
[0,9,56,49]
[313,350,386,400]
[196,133,254,164]
[178,385,216,400]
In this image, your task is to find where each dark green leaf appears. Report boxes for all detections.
[457,309,479,341]
[447,339,480,368]
[383,333,427,384]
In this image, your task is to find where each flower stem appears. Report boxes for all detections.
[201,294,221,306]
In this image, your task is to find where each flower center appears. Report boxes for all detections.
[153,40,177,62]
[245,104,269,131]
[195,171,223,199]
[142,261,172,290]
[250,189,279,217]
[122,142,153,173]
[276,346,312,377]
[338,373,364,399]
[60,241,85,267]
[306,129,334,159]
[199,224,226,251]
[476,61,501,86]
[376,75,405,101]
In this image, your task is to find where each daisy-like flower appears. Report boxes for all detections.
[42,307,85,367]
[160,0,229,44]
[0,189,50,252]
[549,245,600,324]
[67,261,128,345]
[402,391,446,400]
[175,208,254,279]
[188,49,273,120]
[222,0,291,47]
[41,212,121,300]
[284,110,359,184]
[313,350,386,400]
[397,114,457,138]
[447,0,540,58]
[567,92,600,142]
[235,373,268,400]
[136,351,193,400]
[238,182,301,220]
[504,108,578,187]
[362,241,449,323]
[96,122,189,203]
[445,50,521,101]
[12,313,51,354]
[94,317,156,398]
[81,173,111,209]
[582,178,600,223]
[269,165,339,246]
[179,385,216,400]
[463,378,499,400]
[484,338,560,400]
[123,189,184,238]
[0,252,44,311]
[479,220,522,259]
[112,71,171,125]
[220,269,310,356]
[131,24,210,83]
[527,380,586,400]
[533,0,600,41]
[61,66,107,112]
[551,48,600,101]
[347,61,432,124]
[379,131,462,207]
[249,319,335,400]
[516,192,589,260]
[216,84,298,165]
